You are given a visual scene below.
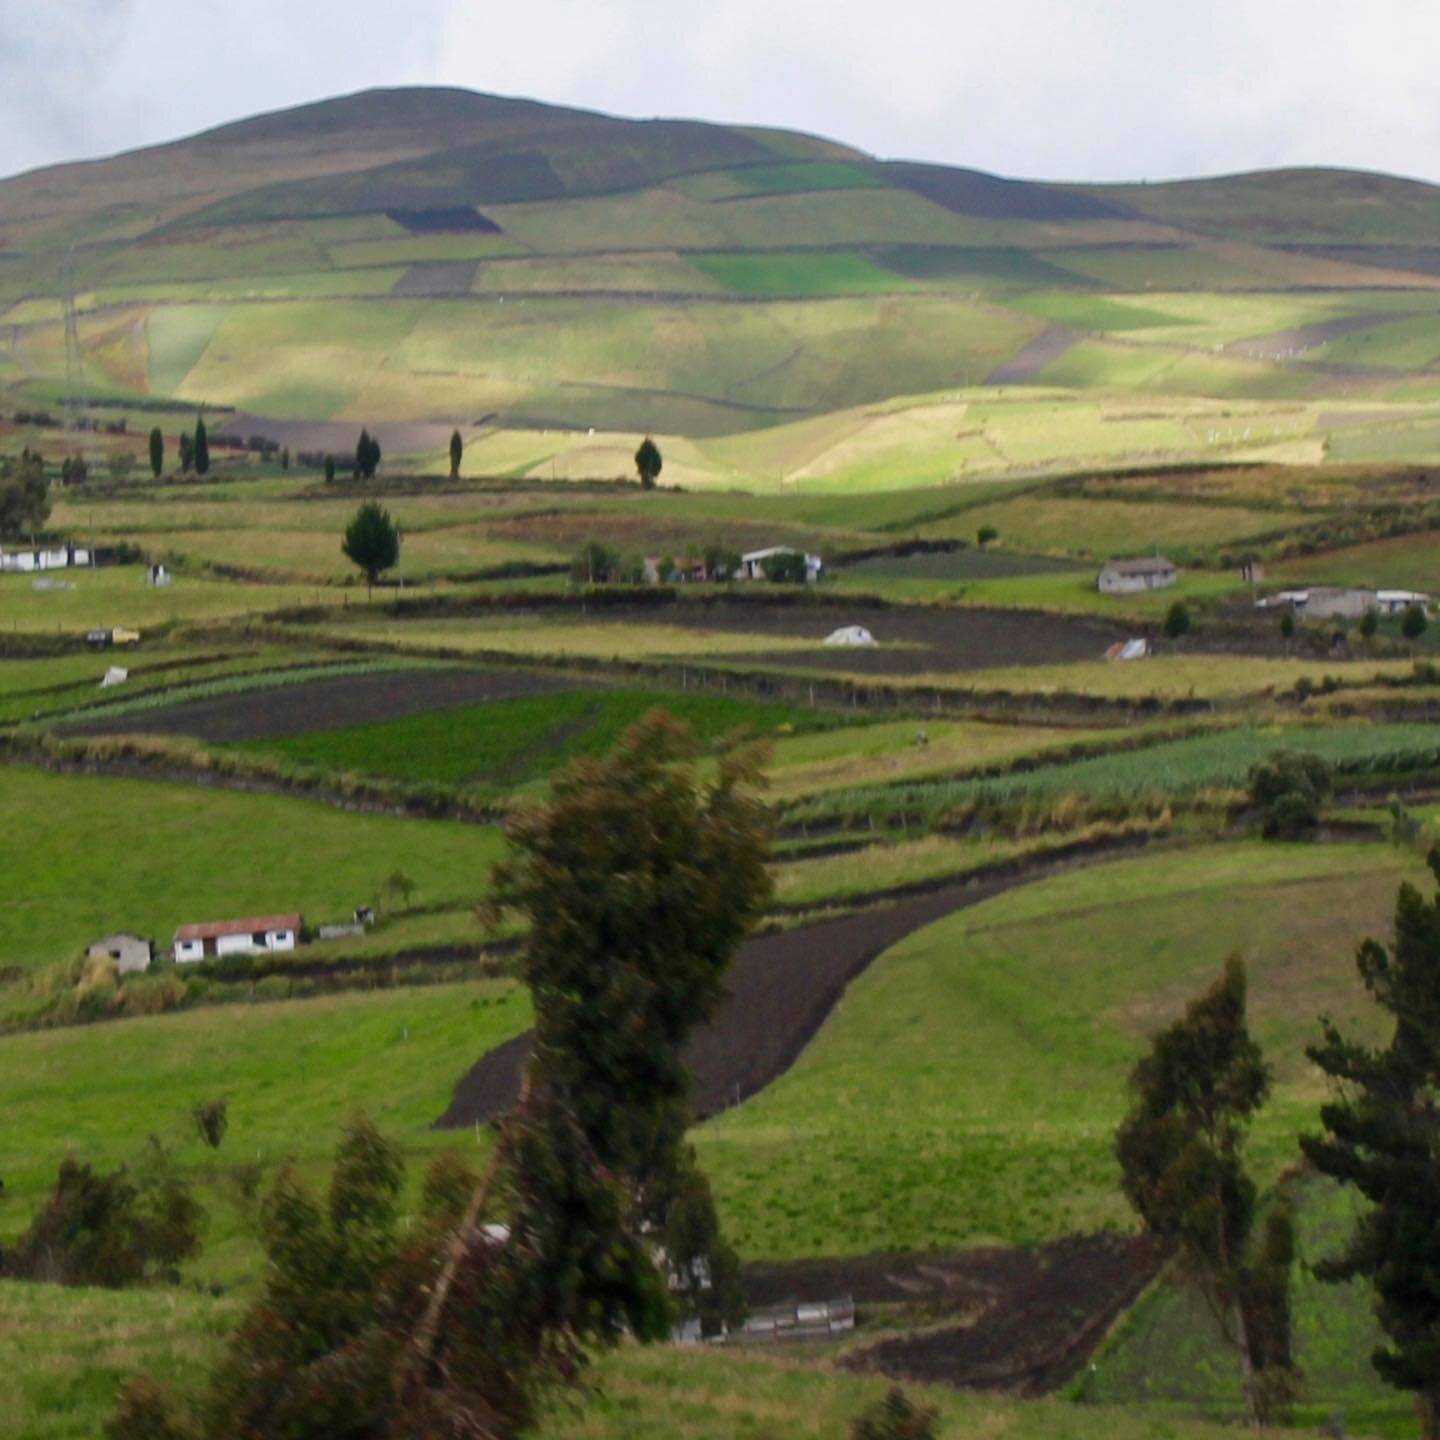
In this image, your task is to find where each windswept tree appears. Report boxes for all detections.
[634,436,662,489]
[1301,850,1440,1439]
[148,427,163,479]
[341,500,400,597]
[449,428,463,480]
[110,714,773,1438]
[193,416,209,476]
[1116,956,1298,1427]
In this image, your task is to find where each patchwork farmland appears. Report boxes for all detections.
[6,82,1440,1440]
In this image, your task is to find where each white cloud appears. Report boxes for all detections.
[4,0,1440,184]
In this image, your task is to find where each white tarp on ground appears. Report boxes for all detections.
[99,666,129,687]
[823,626,876,647]
[1105,638,1151,661]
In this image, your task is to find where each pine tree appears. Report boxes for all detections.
[341,500,400,597]
[1301,850,1440,1439]
[449,429,463,479]
[148,427,163,479]
[177,432,194,475]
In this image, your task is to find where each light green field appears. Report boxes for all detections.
[0,980,528,1258]
[1275,529,1440,589]
[920,495,1287,556]
[0,766,505,973]
[0,567,323,635]
[688,251,914,297]
[698,841,1423,1257]
[1006,293,1185,331]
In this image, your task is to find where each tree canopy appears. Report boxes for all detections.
[1301,850,1440,1438]
[0,450,50,538]
[1115,956,1296,1426]
[634,436,662,488]
[341,500,401,595]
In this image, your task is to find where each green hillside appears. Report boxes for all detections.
[7,87,1440,469]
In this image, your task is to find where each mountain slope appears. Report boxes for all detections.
[5,87,1440,444]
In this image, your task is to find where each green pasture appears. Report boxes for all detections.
[0,766,505,973]
[1274,529,1440,589]
[687,251,913,297]
[228,687,845,791]
[0,567,321,636]
[1006,292,1184,331]
[0,1281,1255,1440]
[672,160,881,200]
[918,494,1289,557]
[698,841,1424,1257]
[0,980,529,1266]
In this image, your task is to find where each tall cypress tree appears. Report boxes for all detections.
[1302,850,1440,1439]
[449,429,463,480]
[193,416,209,476]
[148,427,163,479]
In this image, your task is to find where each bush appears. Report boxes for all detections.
[1163,600,1191,639]
[761,551,809,584]
[849,1386,938,1440]
[1403,604,1428,640]
[1248,751,1333,839]
[3,1141,202,1287]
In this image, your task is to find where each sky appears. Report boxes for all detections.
[5,0,1440,184]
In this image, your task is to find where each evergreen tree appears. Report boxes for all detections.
[1116,956,1296,1426]
[1403,604,1428,641]
[0,451,51,538]
[355,429,381,480]
[1164,600,1191,639]
[449,429,463,479]
[1301,851,1440,1439]
[177,432,193,475]
[324,455,336,485]
[634,436,662,489]
[193,417,209,476]
[341,500,400,597]
[148,427,163,479]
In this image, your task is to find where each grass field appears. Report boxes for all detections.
[229,687,846,790]
[697,841,1424,1257]
[0,767,505,972]
[0,981,529,1276]
[0,1280,1255,1440]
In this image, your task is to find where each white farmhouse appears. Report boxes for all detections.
[0,544,92,573]
[739,546,822,582]
[173,913,302,964]
[1097,557,1178,594]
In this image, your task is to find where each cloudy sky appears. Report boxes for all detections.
[6,0,1440,184]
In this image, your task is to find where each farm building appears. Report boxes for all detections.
[739,546,822,582]
[1255,587,1430,620]
[1096,557,1177,594]
[86,933,151,974]
[0,543,92,573]
[173,913,302,963]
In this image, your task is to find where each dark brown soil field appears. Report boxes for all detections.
[793,1233,1166,1394]
[660,600,1127,675]
[986,326,1081,384]
[435,844,1137,1131]
[66,666,589,744]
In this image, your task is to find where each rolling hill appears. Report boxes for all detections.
[6,86,1440,466]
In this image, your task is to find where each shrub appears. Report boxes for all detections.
[3,1141,202,1287]
[1163,600,1191,639]
[1248,751,1333,839]
[192,1100,228,1150]
[850,1386,938,1440]
[1403,604,1428,640]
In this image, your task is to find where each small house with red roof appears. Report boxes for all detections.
[173,913,302,964]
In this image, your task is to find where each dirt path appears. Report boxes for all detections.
[985,327,1081,385]
[433,834,1151,1130]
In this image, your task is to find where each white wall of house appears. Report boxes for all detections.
[1098,567,1176,594]
[175,939,205,963]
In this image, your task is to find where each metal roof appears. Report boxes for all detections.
[174,914,301,943]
